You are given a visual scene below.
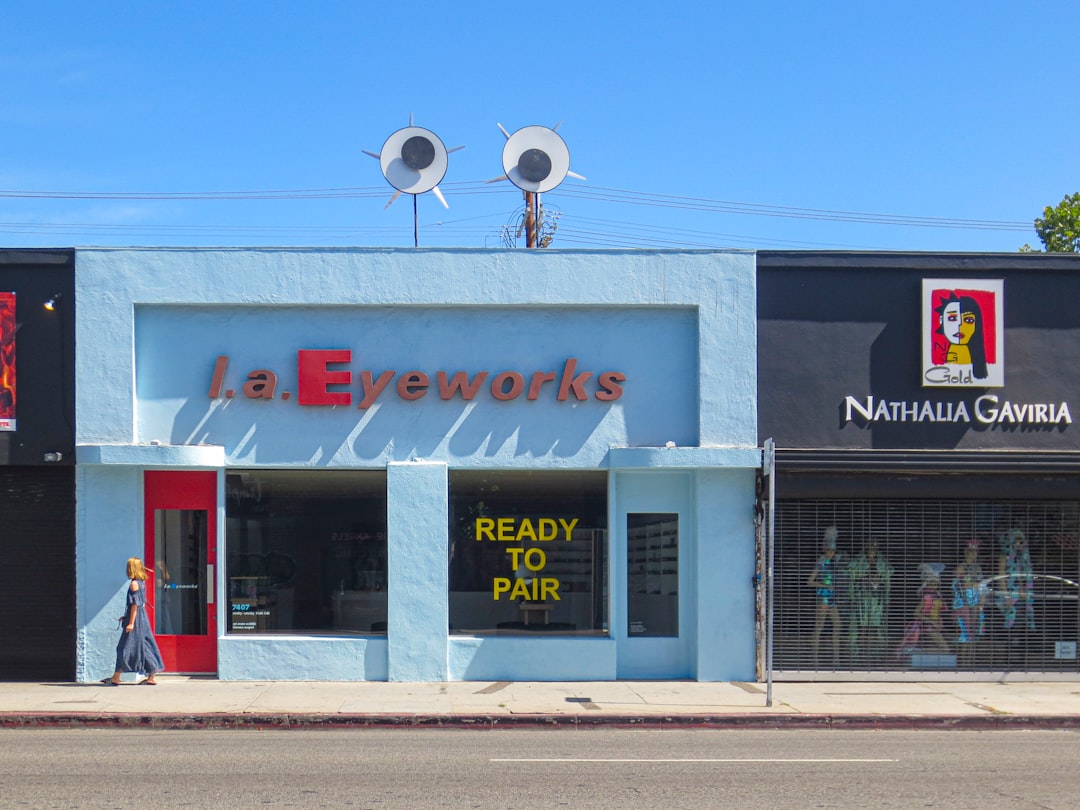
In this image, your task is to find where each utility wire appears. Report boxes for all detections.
[0,181,1032,231]
[0,187,390,200]
[0,181,1036,252]
[550,184,1032,231]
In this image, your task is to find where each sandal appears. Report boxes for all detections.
[100,678,120,686]
[141,678,157,686]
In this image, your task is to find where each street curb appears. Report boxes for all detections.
[3,713,1080,730]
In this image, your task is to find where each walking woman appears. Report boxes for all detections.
[102,557,164,685]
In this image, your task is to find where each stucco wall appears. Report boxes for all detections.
[76,464,144,681]
[74,248,760,682]
[76,248,757,452]
[132,304,699,466]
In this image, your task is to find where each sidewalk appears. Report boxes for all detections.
[3,678,1080,729]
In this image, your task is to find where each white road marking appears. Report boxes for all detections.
[491,758,897,763]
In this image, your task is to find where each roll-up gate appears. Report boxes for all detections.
[773,498,1080,673]
[0,467,76,679]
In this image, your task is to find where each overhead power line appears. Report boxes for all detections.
[549,184,1033,231]
[0,182,1033,232]
[0,186,392,201]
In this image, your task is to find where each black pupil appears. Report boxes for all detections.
[518,149,551,182]
[402,136,435,171]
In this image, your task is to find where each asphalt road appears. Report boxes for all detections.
[1,728,1078,809]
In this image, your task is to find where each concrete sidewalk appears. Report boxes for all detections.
[3,678,1080,729]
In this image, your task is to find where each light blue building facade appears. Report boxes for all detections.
[74,248,761,682]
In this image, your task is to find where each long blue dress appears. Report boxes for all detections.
[114,580,165,677]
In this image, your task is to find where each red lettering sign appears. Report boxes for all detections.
[209,350,626,408]
[297,349,352,405]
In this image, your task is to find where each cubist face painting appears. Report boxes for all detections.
[940,300,977,347]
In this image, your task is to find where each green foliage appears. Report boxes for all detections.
[1030,193,1080,252]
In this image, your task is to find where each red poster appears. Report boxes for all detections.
[0,292,14,430]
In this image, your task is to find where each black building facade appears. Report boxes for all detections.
[758,252,1080,675]
[0,250,76,680]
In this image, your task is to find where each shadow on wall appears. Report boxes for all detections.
[866,319,973,450]
[168,394,640,465]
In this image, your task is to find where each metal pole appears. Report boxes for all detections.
[764,438,776,707]
[413,195,419,248]
[525,191,536,248]
[534,193,541,247]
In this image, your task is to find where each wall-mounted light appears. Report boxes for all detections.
[43,451,63,463]
[43,293,61,312]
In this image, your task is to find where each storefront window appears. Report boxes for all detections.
[225,470,387,635]
[774,498,1080,673]
[153,508,207,636]
[627,513,678,637]
[449,470,608,635]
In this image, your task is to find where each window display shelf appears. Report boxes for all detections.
[627,515,680,636]
[627,519,679,597]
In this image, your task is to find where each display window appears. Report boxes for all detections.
[627,513,679,637]
[225,470,387,635]
[449,470,608,635]
[773,498,1080,672]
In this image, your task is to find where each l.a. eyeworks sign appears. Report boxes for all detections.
[0,292,15,431]
[207,350,625,407]
[922,278,1004,387]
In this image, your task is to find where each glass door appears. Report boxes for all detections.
[144,471,217,673]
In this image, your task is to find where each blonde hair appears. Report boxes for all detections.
[126,557,149,581]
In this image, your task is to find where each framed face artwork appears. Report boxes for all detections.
[921,279,1004,388]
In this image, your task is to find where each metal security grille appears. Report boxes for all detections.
[773,498,1080,673]
[0,467,76,680]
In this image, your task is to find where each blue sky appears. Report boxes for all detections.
[1,2,1076,251]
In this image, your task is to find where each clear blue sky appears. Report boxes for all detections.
[1,2,1075,251]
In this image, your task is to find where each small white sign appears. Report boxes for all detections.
[1054,641,1077,660]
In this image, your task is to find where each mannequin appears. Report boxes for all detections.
[952,538,987,661]
[997,528,1036,632]
[807,526,843,667]
[897,563,950,658]
[914,562,950,654]
[847,541,893,663]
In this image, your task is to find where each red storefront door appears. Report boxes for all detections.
[144,471,217,673]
